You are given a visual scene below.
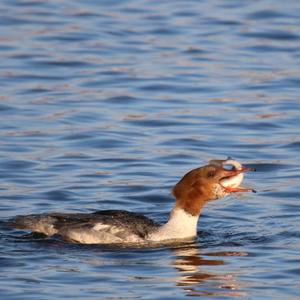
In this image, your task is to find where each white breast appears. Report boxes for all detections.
[147,208,199,242]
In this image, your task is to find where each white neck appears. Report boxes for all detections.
[148,208,200,242]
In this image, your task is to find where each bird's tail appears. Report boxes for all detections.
[9,214,57,236]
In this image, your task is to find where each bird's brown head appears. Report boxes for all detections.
[172,159,255,216]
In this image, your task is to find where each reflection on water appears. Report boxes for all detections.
[172,246,247,297]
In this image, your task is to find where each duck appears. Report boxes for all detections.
[10,158,255,245]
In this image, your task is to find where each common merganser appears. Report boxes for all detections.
[10,159,255,245]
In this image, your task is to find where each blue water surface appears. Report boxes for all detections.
[0,0,300,299]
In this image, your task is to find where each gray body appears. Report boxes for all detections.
[10,210,160,244]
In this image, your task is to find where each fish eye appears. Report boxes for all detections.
[223,164,235,171]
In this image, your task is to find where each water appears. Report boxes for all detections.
[0,0,300,299]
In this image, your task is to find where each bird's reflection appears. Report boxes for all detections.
[171,245,248,297]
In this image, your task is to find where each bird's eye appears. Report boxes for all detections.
[207,171,215,178]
